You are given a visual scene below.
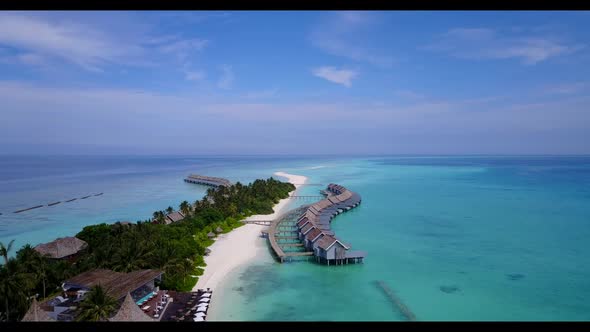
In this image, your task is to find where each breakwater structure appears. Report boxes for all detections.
[268,183,366,265]
[184,174,232,187]
[3,193,104,215]
[375,280,417,321]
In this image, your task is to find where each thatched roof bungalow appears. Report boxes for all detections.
[34,237,88,260]
[165,211,185,225]
[21,298,55,322]
[109,293,154,322]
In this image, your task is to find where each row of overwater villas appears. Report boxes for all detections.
[295,183,366,265]
[184,174,232,187]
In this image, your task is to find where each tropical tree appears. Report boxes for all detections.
[0,240,15,265]
[165,206,174,214]
[16,245,50,299]
[0,259,35,321]
[75,285,117,321]
[179,201,191,216]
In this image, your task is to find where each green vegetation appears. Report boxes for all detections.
[0,177,294,321]
[75,285,117,321]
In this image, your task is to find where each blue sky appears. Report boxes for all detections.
[1,11,589,155]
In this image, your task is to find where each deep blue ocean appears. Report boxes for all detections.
[1,155,589,320]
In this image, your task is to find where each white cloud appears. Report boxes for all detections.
[312,66,358,87]
[0,13,146,71]
[217,65,234,89]
[184,70,206,81]
[425,27,583,65]
[158,38,208,60]
[394,90,425,100]
[245,88,278,99]
[544,82,587,95]
[2,80,589,154]
[310,12,394,68]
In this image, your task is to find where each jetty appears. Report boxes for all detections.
[376,280,417,321]
[80,195,91,200]
[47,201,61,206]
[94,193,104,196]
[13,205,44,213]
[268,184,365,265]
[65,198,77,202]
[184,174,231,187]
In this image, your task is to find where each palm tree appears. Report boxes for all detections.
[75,285,117,321]
[0,258,34,321]
[16,245,50,299]
[165,206,174,214]
[0,240,15,265]
[179,201,190,216]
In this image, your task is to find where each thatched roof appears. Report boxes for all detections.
[21,298,54,322]
[215,226,223,233]
[207,232,216,238]
[64,269,163,301]
[34,236,88,259]
[109,293,154,322]
[166,211,184,223]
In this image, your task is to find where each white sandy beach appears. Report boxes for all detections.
[192,171,307,294]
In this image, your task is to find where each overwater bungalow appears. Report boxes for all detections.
[296,217,310,229]
[304,228,324,250]
[34,236,88,261]
[315,235,350,264]
[299,223,315,240]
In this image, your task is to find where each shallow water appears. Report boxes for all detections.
[2,155,590,320]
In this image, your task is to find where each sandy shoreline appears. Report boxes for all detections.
[192,172,307,303]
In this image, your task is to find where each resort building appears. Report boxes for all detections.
[109,293,155,322]
[39,269,163,321]
[304,228,324,250]
[269,183,365,265]
[165,211,185,225]
[33,236,88,261]
[21,298,55,322]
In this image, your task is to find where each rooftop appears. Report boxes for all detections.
[64,269,163,301]
[34,236,88,259]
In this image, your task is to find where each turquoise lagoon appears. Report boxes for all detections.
[1,155,589,321]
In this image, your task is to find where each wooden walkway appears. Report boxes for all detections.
[243,220,272,226]
[267,206,315,262]
[376,280,417,321]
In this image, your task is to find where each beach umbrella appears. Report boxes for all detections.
[200,293,212,298]
[197,304,208,309]
[193,316,205,322]
[194,312,206,318]
[197,307,207,312]
[199,298,210,303]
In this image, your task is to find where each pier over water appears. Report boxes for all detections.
[184,174,232,187]
[268,183,366,265]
